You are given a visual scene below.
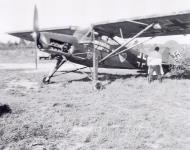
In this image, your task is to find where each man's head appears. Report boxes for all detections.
[155,46,159,51]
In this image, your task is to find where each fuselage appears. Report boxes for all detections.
[39,27,149,70]
[68,43,148,70]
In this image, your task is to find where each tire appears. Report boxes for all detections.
[42,77,50,84]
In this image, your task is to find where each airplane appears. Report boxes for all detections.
[8,6,190,88]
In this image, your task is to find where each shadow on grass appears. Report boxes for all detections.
[66,71,148,86]
[47,70,148,87]
[48,70,190,88]
[165,70,190,80]
[0,104,12,117]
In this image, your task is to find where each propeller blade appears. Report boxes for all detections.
[33,5,39,69]
[33,5,39,32]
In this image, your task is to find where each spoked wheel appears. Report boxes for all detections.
[42,76,50,84]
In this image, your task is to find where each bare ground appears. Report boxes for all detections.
[0,49,190,150]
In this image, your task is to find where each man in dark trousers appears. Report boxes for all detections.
[147,46,163,83]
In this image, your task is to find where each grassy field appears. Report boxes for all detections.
[0,49,35,63]
[0,49,190,150]
[0,68,190,150]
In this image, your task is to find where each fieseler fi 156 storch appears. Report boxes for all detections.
[9,6,190,86]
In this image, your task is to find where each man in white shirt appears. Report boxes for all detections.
[147,46,164,83]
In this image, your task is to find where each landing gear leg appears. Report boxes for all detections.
[42,56,66,84]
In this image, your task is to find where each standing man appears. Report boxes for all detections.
[147,46,164,83]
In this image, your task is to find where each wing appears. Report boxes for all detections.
[94,11,190,38]
[8,26,78,41]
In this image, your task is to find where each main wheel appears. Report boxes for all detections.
[94,82,103,90]
[42,77,50,84]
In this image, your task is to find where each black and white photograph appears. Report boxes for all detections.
[0,0,190,149]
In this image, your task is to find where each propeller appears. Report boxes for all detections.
[32,5,40,69]
[33,5,39,33]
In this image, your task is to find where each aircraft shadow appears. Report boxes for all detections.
[50,70,147,86]
[50,70,190,87]
[65,71,147,86]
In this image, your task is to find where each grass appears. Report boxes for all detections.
[0,69,190,150]
[0,48,190,149]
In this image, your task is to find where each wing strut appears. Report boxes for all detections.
[112,36,155,57]
[91,23,155,90]
[120,28,124,38]
[99,23,154,63]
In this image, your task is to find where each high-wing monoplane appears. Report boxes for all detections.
[9,6,190,88]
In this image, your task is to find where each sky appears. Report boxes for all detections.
[0,0,190,43]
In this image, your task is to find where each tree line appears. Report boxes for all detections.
[0,39,35,50]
